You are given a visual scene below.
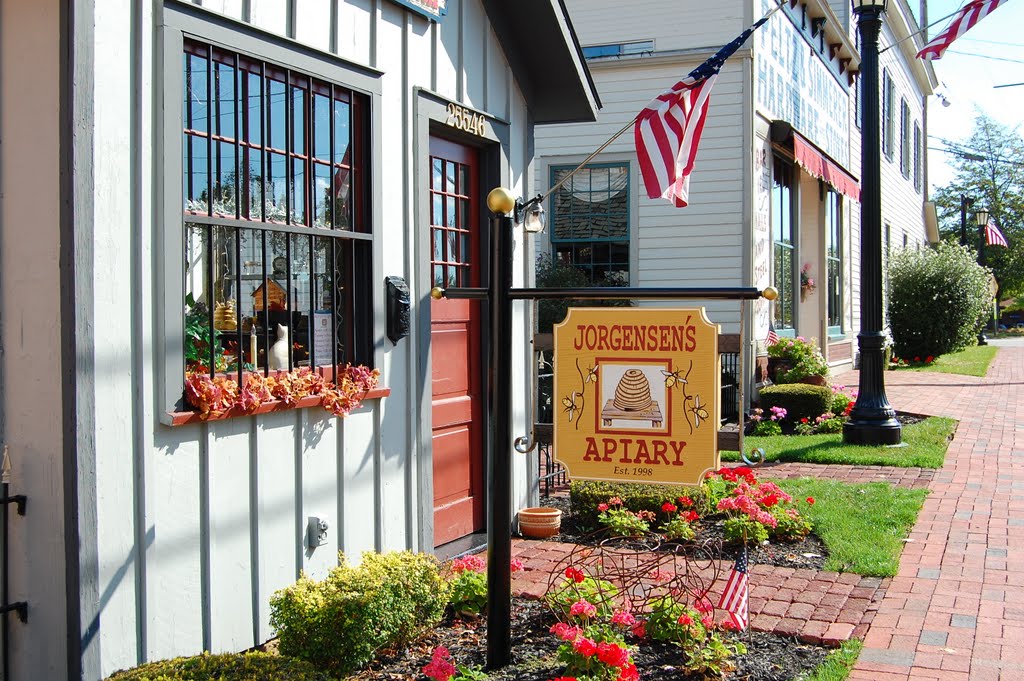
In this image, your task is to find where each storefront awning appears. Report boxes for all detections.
[770,122,861,202]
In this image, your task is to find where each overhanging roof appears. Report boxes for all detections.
[481,0,601,124]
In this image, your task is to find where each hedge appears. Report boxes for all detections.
[105,652,330,681]
[758,383,832,422]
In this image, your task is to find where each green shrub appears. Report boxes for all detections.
[105,652,330,681]
[758,384,832,423]
[269,551,450,676]
[766,336,829,382]
[888,242,990,358]
[570,480,698,530]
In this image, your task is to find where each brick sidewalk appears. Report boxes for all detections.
[838,348,1024,680]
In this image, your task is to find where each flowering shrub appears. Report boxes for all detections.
[830,385,857,416]
[644,595,744,676]
[890,354,936,369]
[597,497,652,537]
[766,336,829,382]
[800,263,816,299]
[546,567,619,619]
[794,417,815,436]
[184,365,380,420]
[551,622,637,681]
[704,468,812,545]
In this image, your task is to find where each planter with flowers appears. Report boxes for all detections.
[765,336,828,385]
[800,263,816,302]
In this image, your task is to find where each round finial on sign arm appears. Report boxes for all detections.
[486,187,516,216]
[762,286,779,301]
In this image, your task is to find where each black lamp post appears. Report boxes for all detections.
[844,0,902,445]
[975,206,991,344]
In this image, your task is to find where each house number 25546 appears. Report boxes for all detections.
[445,103,486,137]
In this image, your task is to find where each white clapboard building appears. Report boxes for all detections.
[0,1,598,678]
[535,0,938,386]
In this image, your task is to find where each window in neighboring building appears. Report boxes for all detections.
[181,40,372,379]
[772,157,796,332]
[825,190,843,334]
[900,98,911,178]
[550,163,630,284]
[913,122,922,192]
[581,40,654,59]
[882,69,894,161]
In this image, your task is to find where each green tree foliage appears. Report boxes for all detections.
[888,242,990,358]
[931,114,1024,299]
[534,254,631,333]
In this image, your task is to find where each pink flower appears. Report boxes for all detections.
[630,621,647,639]
[611,610,637,627]
[677,496,694,507]
[451,555,485,573]
[608,496,623,506]
[596,642,630,668]
[564,566,586,583]
[510,558,524,573]
[701,614,714,629]
[694,598,713,614]
[569,599,597,619]
[422,646,456,681]
[597,503,609,512]
[550,622,582,641]
[682,510,699,522]
[572,636,598,657]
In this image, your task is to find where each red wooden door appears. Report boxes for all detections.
[429,136,484,546]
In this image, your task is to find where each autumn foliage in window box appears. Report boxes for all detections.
[183,365,381,421]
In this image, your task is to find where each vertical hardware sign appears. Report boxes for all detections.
[553,308,720,487]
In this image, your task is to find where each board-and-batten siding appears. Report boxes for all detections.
[534,58,747,329]
[74,0,537,678]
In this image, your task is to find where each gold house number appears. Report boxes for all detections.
[445,103,486,137]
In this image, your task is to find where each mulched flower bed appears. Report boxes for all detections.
[350,598,831,681]
[543,495,829,571]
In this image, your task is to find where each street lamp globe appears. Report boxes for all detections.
[974,207,990,227]
[852,0,888,12]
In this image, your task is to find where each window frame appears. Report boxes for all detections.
[825,190,843,337]
[899,98,911,179]
[159,4,385,418]
[548,161,632,285]
[772,156,797,335]
[913,121,922,192]
[882,69,894,161]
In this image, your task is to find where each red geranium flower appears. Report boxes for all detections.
[806,496,816,505]
[661,502,677,513]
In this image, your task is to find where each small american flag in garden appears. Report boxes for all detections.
[985,220,1009,247]
[718,549,749,630]
[635,12,775,207]
[917,0,1009,61]
[765,323,780,347]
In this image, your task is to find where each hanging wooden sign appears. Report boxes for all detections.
[553,307,720,487]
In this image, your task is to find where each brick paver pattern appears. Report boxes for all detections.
[837,349,1024,681]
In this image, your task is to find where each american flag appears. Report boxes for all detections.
[765,323,780,347]
[917,0,1009,61]
[718,550,749,630]
[635,14,774,207]
[985,220,1009,247]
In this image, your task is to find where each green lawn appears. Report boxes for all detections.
[894,345,997,377]
[799,639,863,681]
[771,477,926,577]
[722,416,956,468]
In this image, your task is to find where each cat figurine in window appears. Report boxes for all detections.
[268,323,290,371]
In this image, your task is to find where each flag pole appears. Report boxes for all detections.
[532,0,786,207]
[878,7,961,55]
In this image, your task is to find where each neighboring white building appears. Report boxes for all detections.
[537,0,937,386]
[0,1,597,678]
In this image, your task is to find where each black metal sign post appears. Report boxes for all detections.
[433,197,771,669]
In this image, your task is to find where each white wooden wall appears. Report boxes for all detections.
[60,0,539,678]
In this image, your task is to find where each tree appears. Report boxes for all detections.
[931,114,1024,300]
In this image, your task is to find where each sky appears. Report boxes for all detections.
[921,0,1024,192]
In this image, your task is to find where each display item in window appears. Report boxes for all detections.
[269,324,290,370]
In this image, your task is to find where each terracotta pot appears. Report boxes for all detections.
[518,507,562,539]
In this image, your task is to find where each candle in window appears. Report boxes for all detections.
[250,325,258,366]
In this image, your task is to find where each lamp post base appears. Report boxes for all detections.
[843,417,902,445]
[978,331,988,346]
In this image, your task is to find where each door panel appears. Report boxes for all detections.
[429,136,483,547]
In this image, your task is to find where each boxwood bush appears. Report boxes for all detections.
[105,651,329,681]
[888,241,990,358]
[269,551,450,676]
[758,383,832,422]
[570,480,702,529]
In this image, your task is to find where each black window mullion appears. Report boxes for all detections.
[206,49,213,217]
[235,225,244,383]
[234,54,241,220]
[206,224,216,377]
[285,235,293,372]
[331,238,338,371]
[285,69,292,224]
[260,61,267,222]
[261,230,269,374]
[308,233,315,368]
[329,84,336,230]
